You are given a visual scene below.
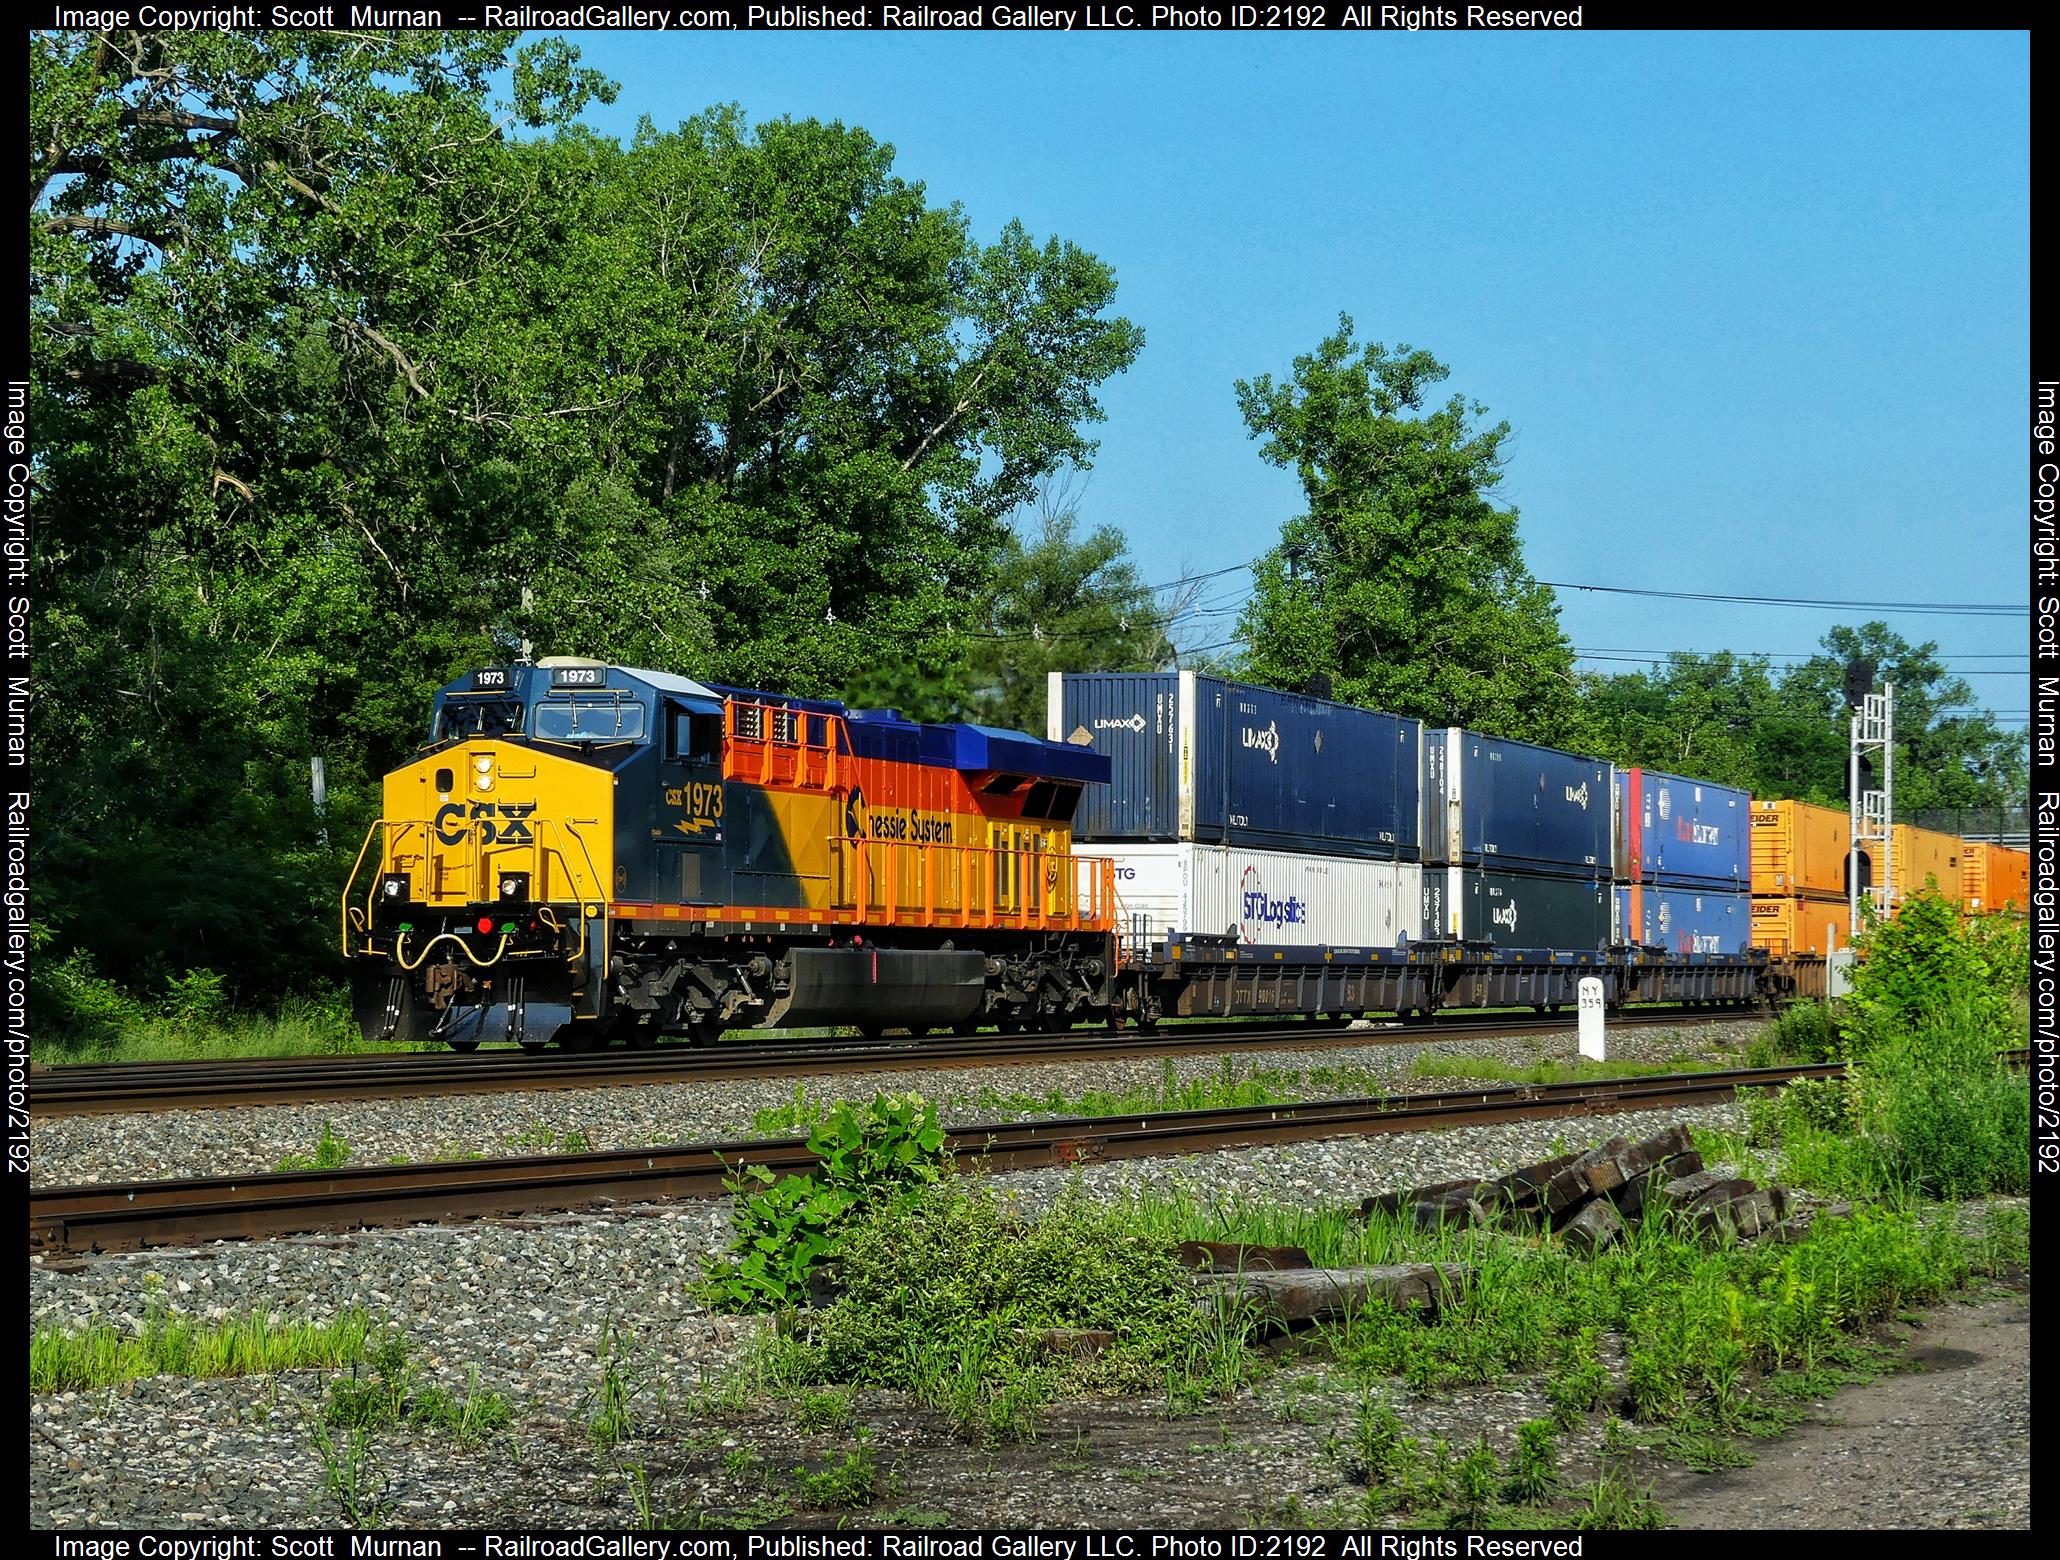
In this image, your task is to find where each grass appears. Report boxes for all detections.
[323,1335,513,1447]
[1405,1053,1718,1085]
[30,1307,373,1393]
[31,990,442,1066]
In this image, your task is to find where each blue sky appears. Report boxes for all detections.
[561,29,2030,727]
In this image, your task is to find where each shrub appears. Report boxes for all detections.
[1846,889,2004,1041]
[1849,996,2029,1198]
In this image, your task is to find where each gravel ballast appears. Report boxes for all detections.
[31,1099,1756,1528]
[31,1019,1766,1187]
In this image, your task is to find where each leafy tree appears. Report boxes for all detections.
[1232,316,1585,745]
[30,33,1143,1005]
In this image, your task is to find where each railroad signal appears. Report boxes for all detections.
[1843,657,1876,712]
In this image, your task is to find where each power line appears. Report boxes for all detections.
[1540,580,2024,616]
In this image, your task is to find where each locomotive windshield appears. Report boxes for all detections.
[535,698,647,742]
[435,699,524,741]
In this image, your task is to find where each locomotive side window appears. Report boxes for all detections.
[435,699,524,741]
[665,705,722,764]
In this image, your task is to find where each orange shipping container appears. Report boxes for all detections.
[1750,800,1850,899]
[1890,824,1963,906]
[1962,842,2031,913]
[1749,894,1852,957]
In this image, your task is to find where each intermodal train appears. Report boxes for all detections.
[343,660,2008,1050]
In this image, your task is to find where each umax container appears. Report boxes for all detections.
[1049,671,1421,859]
[1422,730,1611,878]
[1421,865,1611,951]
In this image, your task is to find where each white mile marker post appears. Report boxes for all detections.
[1577,976,1607,1061]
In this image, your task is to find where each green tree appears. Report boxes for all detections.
[30,34,1143,1005]
[1232,317,1585,745]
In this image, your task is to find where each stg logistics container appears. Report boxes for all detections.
[1076,842,1423,950]
[1962,842,2031,913]
[1890,824,1963,906]
[1749,800,1850,898]
[1613,885,1753,955]
[1613,768,1749,887]
[1049,671,1421,859]
[1749,895,1849,957]
[1422,865,1611,952]
[1422,730,1611,877]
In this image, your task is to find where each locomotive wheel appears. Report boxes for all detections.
[445,1039,481,1054]
[621,1025,659,1050]
[558,1027,600,1053]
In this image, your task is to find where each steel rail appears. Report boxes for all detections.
[30,1007,1760,1118]
[31,1055,1882,1255]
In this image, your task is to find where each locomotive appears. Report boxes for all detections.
[343,659,1118,1049]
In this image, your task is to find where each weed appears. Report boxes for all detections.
[1451,1437,1500,1529]
[275,1122,352,1174]
[795,1387,855,1434]
[1502,1419,1559,1503]
[589,1321,648,1449]
[306,1414,394,1527]
[791,1439,879,1509]
[1572,1459,1664,1531]
[505,1123,595,1155]
[322,1336,513,1447]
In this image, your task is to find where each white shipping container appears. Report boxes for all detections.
[1076,842,1423,950]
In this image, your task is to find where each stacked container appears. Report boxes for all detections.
[1611,768,1752,954]
[1748,800,1852,955]
[1890,823,1964,907]
[1962,842,2032,914]
[1051,671,1426,952]
[1420,730,1614,950]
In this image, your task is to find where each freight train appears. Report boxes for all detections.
[344,660,2011,1050]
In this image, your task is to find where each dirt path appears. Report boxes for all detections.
[1655,1291,2031,1529]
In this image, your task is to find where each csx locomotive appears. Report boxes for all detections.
[343,659,1118,1049]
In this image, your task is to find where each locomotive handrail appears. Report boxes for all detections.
[827,835,1115,934]
[722,698,848,791]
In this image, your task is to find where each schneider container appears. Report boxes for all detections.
[1049,671,1421,858]
[1749,895,1850,957]
[1422,730,1611,877]
[1614,768,1750,887]
[1749,800,1850,898]
[1613,885,1752,955]
[1076,842,1422,950]
[1890,824,1964,906]
[1962,842,2031,913]
[1421,865,1610,951]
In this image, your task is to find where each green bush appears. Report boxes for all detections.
[1847,889,2004,1040]
[1848,997,2029,1198]
[705,1094,952,1312]
[1746,1000,1841,1066]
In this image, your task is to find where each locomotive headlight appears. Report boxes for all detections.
[472,754,495,791]
[497,872,529,902]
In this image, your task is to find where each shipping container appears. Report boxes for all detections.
[1613,768,1750,887]
[1613,885,1753,955]
[1890,824,1964,906]
[1962,842,2032,913]
[1049,671,1421,858]
[1076,842,1423,950]
[1749,894,1851,957]
[1422,865,1611,951]
[1749,800,1851,898]
[1421,730,1611,877]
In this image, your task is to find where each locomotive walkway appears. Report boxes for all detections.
[32,1007,1753,1117]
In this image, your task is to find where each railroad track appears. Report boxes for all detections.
[32,1056,1836,1255]
[31,1006,1762,1118]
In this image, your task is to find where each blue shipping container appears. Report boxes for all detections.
[1424,865,1611,952]
[1048,672,1422,858]
[1613,768,1751,888]
[1613,885,1753,956]
[1423,730,1611,877]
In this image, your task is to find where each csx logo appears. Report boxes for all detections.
[1242,721,1281,763]
[1095,714,1147,733]
[434,800,536,846]
[1564,782,1590,810]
